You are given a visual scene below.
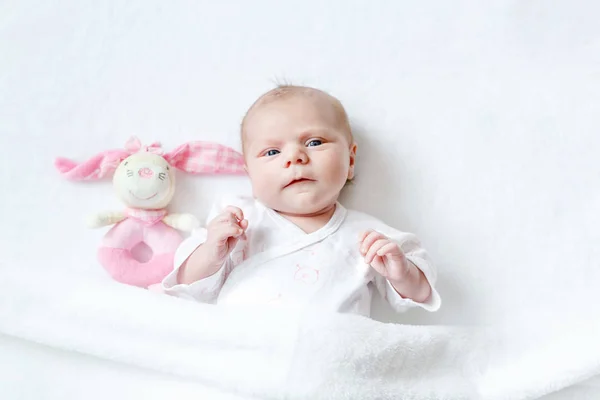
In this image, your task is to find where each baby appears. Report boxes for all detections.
[162,85,441,316]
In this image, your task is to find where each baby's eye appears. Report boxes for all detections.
[264,149,280,157]
[306,139,323,147]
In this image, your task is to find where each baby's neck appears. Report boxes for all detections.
[276,203,337,234]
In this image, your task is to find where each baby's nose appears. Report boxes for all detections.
[138,168,154,179]
[286,151,308,167]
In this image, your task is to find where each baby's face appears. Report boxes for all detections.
[243,95,356,216]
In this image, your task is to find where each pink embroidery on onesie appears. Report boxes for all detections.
[292,247,324,284]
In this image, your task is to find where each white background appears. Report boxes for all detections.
[1,0,599,398]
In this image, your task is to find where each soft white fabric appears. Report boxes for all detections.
[2,267,599,400]
[0,268,481,400]
[481,319,600,400]
[162,196,441,315]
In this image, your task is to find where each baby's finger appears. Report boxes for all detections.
[377,242,401,257]
[360,231,386,255]
[234,219,249,241]
[216,210,239,224]
[223,206,244,222]
[369,255,387,276]
[216,212,234,223]
[210,212,234,228]
[358,230,371,243]
[212,215,240,233]
[211,224,244,243]
[364,238,389,264]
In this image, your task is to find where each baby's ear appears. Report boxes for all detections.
[348,143,358,179]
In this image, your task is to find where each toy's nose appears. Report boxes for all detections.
[138,168,154,179]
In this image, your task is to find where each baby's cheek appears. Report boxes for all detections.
[252,172,281,203]
[325,156,350,183]
[248,169,270,190]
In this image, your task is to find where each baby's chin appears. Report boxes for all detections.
[265,193,336,216]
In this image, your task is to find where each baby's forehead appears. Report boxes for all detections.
[245,90,343,128]
[245,103,339,141]
[252,85,323,105]
[241,86,353,149]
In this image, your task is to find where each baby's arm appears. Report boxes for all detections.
[360,230,431,303]
[360,228,441,313]
[161,203,247,302]
[178,206,247,285]
[389,263,431,303]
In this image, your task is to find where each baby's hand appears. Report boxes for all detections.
[359,230,410,282]
[205,206,248,267]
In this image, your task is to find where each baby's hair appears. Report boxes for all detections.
[240,84,354,146]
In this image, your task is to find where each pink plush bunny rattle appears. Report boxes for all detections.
[55,136,245,289]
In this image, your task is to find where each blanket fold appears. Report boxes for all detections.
[1,267,598,400]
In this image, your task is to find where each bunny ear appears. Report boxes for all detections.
[55,149,131,180]
[164,141,246,175]
[124,136,142,152]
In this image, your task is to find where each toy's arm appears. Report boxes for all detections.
[86,211,127,228]
[163,213,200,232]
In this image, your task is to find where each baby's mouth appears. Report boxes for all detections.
[284,178,314,188]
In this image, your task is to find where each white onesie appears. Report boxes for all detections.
[162,196,441,316]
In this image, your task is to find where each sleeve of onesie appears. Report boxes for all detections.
[372,230,442,313]
[161,199,239,303]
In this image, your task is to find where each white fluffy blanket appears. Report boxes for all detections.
[0,268,486,400]
[2,267,599,400]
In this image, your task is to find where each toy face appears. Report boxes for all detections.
[113,153,175,209]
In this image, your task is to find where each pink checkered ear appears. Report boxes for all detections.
[55,149,131,180]
[164,141,246,175]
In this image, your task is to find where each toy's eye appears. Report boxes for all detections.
[124,161,128,166]
[166,166,170,170]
